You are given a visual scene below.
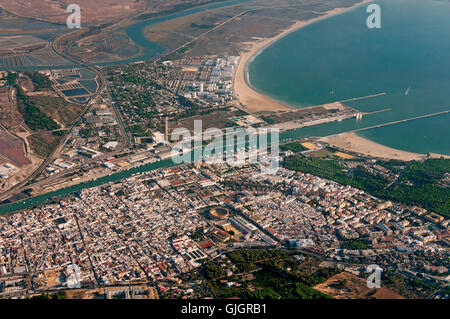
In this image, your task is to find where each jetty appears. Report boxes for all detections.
[351,110,450,133]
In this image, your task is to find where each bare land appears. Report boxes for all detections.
[0,87,44,191]
[0,0,231,25]
[71,30,142,64]
[0,35,47,53]
[170,107,243,133]
[0,87,31,164]
[0,72,86,192]
[29,95,84,126]
[0,128,30,167]
[314,272,405,299]
[27,132,62,158]
[0,0,147,25]
[138,0,370,114]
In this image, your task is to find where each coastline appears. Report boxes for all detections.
[233,0,450,161]
[320,132,450,161]
[234,0,372,114]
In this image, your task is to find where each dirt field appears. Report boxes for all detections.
[71,30,141,63]
[28,132,62,158]
[0,86,44,191]
[0,0,225,25]
[171,107,241,134]
[261,106,332,123]
[314,272,404,299]
[0,88,25,132]
[0,129,30,167]
[0,87,32,165]
[0,35,47,53]
[321,133,450,161]
[333,151,355,159]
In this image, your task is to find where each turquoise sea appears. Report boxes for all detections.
[2,0,450,214]
[248,0,450,155]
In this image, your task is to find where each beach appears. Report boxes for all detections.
[320,132,450,161]
[234,0,372,114]
[233,0,450,161]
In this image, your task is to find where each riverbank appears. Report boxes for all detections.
[234,0,372,114]
[321,132,450,161]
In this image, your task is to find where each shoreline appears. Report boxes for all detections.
[233,0,450,161]
[320,132,450,161]
[234,0,372,114]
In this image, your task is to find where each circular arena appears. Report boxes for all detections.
[208,207,230,220]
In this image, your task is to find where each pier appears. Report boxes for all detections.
[362,108,392,115]
[350,110,450,133]
[339,92,387,103]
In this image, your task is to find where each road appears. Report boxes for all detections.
[0,2,283,202]
[6,150,142,197]
[350,109,450,134]
[0,28,134,203]
[50,27,134,146]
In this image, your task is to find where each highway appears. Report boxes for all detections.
[50,29,133,147]
[0,28,134,203]
[5,150,143,198]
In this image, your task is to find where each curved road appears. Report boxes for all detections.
[0,28,131,203]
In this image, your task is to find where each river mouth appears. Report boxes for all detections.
[0,0,253,70]
[248,0,450,156]
[121,0,253,63]
[1,0,449,215]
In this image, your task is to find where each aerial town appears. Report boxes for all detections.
[0,158,449,299]
[0,0,448,304]
[1,46,449,300]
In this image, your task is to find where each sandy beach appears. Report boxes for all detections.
[234,0,372,114]
[233,0,449,161]
[321,132,450,161]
